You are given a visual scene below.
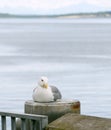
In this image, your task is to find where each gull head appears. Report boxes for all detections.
[38,76,49,89]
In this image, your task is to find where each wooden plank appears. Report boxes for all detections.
[21,118,26,130]
[30,120,37,130]
[46,113,111,130]
[11,117,16,130]
[1,116,6,130]
[0,111,47,121]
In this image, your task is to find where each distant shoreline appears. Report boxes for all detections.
[0,11,111,19]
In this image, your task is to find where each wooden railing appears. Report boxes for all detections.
[0,111,48,130]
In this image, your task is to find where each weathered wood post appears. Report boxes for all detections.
[25,99,80,123]
[16,99,80,130]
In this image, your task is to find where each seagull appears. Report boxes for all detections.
[32,76,62,102]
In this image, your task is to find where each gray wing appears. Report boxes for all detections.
[50,85,62,101]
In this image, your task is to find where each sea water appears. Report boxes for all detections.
[0,18,111,118]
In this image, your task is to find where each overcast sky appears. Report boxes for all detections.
[0,0,111,15]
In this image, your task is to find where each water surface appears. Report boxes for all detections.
[0,18,111,118]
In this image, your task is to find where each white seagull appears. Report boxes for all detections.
[32,76,62,102]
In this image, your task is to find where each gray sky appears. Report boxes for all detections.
[0,0,111,14]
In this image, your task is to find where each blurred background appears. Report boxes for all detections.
[0,0,111,118]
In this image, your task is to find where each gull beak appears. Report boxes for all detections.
[43,83,48,89]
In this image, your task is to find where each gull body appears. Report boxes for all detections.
[32,76,62,102]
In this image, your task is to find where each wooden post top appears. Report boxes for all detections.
[25,99,80,106]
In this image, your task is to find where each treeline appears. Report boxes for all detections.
[0,11,111,18]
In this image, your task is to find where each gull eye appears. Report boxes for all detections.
[41,79,44,82]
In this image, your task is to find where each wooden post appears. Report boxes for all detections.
[24,99,80,123]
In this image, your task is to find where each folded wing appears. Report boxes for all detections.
[50,85,62,101]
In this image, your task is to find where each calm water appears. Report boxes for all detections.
[0,18,111,118]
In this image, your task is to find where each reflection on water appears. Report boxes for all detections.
[0,18,111,118]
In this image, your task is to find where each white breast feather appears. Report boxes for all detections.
[32,86,54,102]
